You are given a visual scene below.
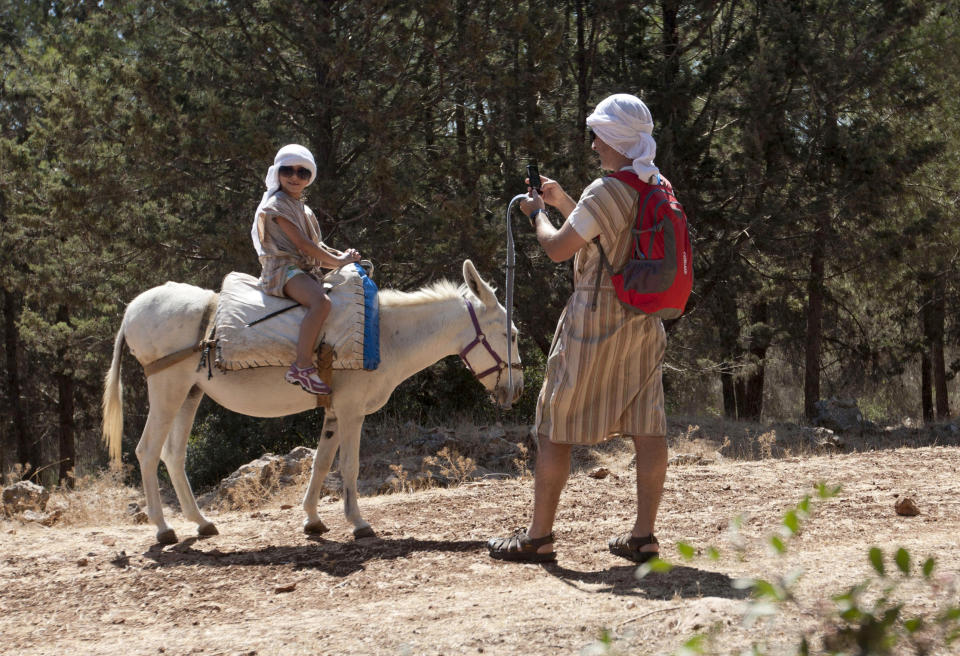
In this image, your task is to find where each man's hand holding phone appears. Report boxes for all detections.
[520,185,546,228]
[525,172,575,220]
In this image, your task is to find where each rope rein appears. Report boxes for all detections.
[504,193,528,394]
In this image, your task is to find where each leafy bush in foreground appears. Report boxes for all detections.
[585,484,960,655]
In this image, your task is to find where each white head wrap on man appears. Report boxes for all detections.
[586,93,659,183]
[251,144,317,256]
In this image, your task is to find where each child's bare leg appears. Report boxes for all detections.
[283,274,331,368]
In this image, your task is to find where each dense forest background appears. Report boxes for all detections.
[2,0,959,488]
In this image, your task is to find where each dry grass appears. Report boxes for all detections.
[423,446,477,485]
[203,464,316,512]
[9,414,960,532]
[265,469,321,510]
[43,467,141,527]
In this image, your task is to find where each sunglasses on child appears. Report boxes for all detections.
[279,166,312,181]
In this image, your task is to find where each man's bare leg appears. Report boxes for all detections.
[527,433,572,554]
[631,435,668,554]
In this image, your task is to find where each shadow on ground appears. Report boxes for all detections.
[544,562,750,600]
[142,535,485,577]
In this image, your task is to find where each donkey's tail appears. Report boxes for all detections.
[102,323,126,468]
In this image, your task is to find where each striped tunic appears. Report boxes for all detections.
[535,175,666,445]
[255,191,324,297]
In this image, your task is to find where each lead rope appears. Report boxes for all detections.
[505,193,528,395]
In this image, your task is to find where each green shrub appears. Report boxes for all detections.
[585,484,960,655]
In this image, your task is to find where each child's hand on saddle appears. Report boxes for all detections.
[338,248,361,264]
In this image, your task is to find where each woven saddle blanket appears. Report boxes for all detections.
[214,263,380,371]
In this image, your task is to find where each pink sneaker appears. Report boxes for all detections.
[285,364,332,395]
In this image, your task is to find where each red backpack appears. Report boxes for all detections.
[592,170,693,319]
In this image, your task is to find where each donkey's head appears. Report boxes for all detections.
[460,260,523,409]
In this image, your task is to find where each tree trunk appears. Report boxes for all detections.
[312,12,337,184]
[919,285,934,423]
[803,219,826,421]
[803,100,837,421]
[55,304,75,487]
[740,301,769,421]
[572,0,596,168]
[741,369,765,420]
[454,0,469,187]
[721,370,737,418]
[932,276,949,419]
[734,377,747,419]
[4,288,37,477]
[658,0,682,172]
[56,371,76,486]
[716,284,741,419]
[920,350,934,424]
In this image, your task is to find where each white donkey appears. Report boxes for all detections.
[102,260,522,545]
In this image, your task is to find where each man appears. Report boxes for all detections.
[488,94,670,564]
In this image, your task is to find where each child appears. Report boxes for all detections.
[252,144,361,395]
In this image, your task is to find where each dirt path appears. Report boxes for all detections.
[3,446,959,655]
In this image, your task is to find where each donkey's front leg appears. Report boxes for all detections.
[302,415,340,535]
[337,414,374,539]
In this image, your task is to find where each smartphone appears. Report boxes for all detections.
[526,161,542,194]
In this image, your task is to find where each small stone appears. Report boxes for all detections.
[274,582,297,594]
[21,510,55,525]
[77,558,89,567]
[110,551,130,568]
[2,481,50,513]
[803,426,844,450]
[668,453,703,466]
[280,504,293,510]
[895,497,920,516]
[127,504,148,524]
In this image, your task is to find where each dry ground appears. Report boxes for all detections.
[2,419,959,656]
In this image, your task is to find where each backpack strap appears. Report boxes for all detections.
[591,239,615,311]
[589,173,644,311]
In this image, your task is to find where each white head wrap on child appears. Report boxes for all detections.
[251,144,317,256]
[586,94,659,182]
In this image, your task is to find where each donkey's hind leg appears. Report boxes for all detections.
[303,414,340,535]
[160,385,217,537]
[137,371,193,545]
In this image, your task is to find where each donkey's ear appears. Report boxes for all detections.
[463,259,497,307]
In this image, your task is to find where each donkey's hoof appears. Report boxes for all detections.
[303,519,330,535]
[198,523,219,537]
[353,526,376,539]
[156,529,178,545]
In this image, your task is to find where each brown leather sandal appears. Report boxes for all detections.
[487,530,556,563]
[608,533,659,563]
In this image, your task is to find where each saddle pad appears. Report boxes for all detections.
[215,264,379,371]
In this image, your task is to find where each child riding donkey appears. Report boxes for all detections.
[252,144,362,395]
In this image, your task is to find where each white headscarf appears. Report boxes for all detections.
[251,144,318,256]
[586,94,659,182]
